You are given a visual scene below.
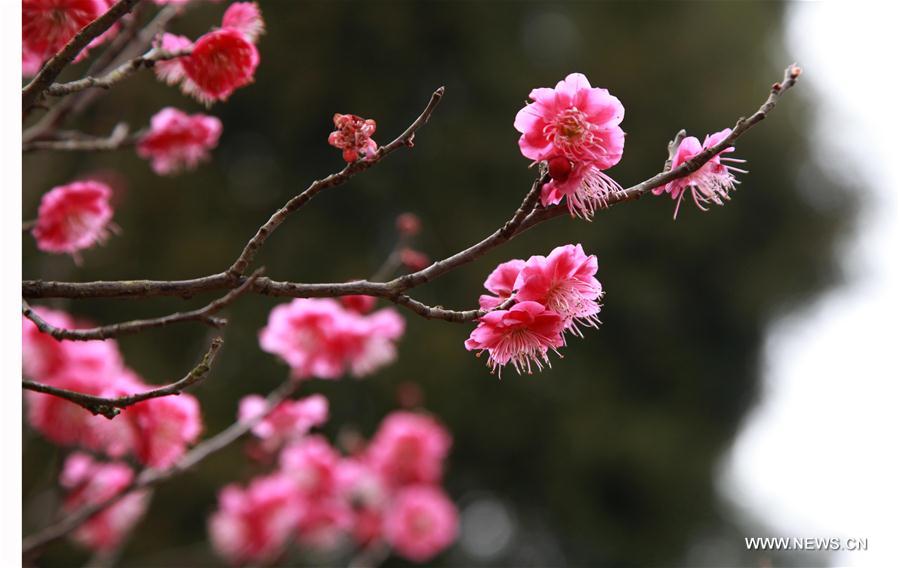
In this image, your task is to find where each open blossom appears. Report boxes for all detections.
[478,259,525,310]
[384,485,458,563]
[465,301,565,376]
[22,0,112,73]
[137,108,223,175]
[280,435,342,498]
[130,393,203,468]
[240,393,329,456]
[652,128,746,219]
[514,244,603,334]
[541,157,622,220]
[155,3,264,105]
[32,180,115,259]
[328,113,378,162]
[514,72,625,168]
[209,473,302,566]
[366,412,452,488]
[60,454,150,552]
[259,299,405,380]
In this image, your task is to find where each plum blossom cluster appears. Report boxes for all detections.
[259,297,405,380]
[58,453,150,552]
[137,107,223,175]
[209,407,457,565]
[514,73,626,220]
[23,306,203,470]
[155,2,265,105]
[22,0,118,77]
[466,244,603,375]
[31,179,115,262]
[652,128,747,218]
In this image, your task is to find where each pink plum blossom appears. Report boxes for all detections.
[384,485,458,563]
[328,113,378,162]
[209,473,302,566]
[130,392,203,468]
[137,107,223,175]
[60,453,150,552]
[22,307,77,380]
[153,33,193,86]
[514,72,625,168]
[514,244,603,334]
[280,435,342,498]
[22,0,109,72]
[366,411,452,488]
[540,158,622,220]
[222,2,265,43]
[239,393,329,456]
[465,301,565,376]
[652,128,746,218]
[259,299,405,380]
[478,258,525,310]
[32,180,115,260]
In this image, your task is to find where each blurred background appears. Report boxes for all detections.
[22,1,896,566]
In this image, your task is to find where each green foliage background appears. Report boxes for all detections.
[23,1,853,566]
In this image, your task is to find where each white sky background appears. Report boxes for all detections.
[723,3,899,566]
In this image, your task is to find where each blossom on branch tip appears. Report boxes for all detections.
[32,180,115,261]
[137,107,223,175]
[465,301,565,376]
[514,72,625,168]
[652,128,746,219]
[328,113,378,162]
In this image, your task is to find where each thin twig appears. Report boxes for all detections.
[45,47,192,97]
[22,0,143,113]
[22,123,139,153]
[226,86,445,278]
[22,335,223,419]
[21,378,300,555]
[22,269,263,340]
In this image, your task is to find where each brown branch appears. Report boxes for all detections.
[22,122,139,153]
[22,0,144,113]
[226,86,445,278]
[21,269,263,340]
[21,66,801,323]
[22,336,224,419]
[45,47,192,97]
[21,377,300,555]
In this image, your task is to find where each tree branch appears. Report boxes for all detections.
[21,377,300,555]
[22,336,224,419]
[22,0,144,113]
[226,86,445,278]
[44,47,192,97]
[21,122,139,153]
[21,269,263,340]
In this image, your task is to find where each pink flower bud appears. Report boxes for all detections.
[395,212,422,236]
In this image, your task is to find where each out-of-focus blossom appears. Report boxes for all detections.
[137,107,223,175]
[514,244,602,333]
[259,299,405,380]
[130,393,203,468]
[239,394,329,456]
[60,453,150,552]
[514,72,625,168]
[652,128,746,218]
[340,295,376,314]
[221,1,265,42]
[22,0,112,73]
[400,248,429,272]
[153,33,193,86]
[32,180,115,260]
[280,435,341,498]
[395,212,422,236]
[328,113,378,162]
[209,473,302,566]
[384,485,458,563]
[366,411,451,488]
[465,301,565,376]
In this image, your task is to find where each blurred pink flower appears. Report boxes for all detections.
[384,485,458,563]
[465,301,565,376]
[514,72,625,169]
[130,392,203,468]
[60,453,149,552]
[32,180,115,259]
[239,393,329,455]
[137,107,223,175]
[366,411,451,488]
[280,435,342,498]
[395,212,422,236]
[153,33,193,86]
[652,128,746,219]
[328,113,378,162]
[180,28,260,105]
[222,2,265,43]
[22,0,109,71]
[514,244,603,334]
[209,473,302,566]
